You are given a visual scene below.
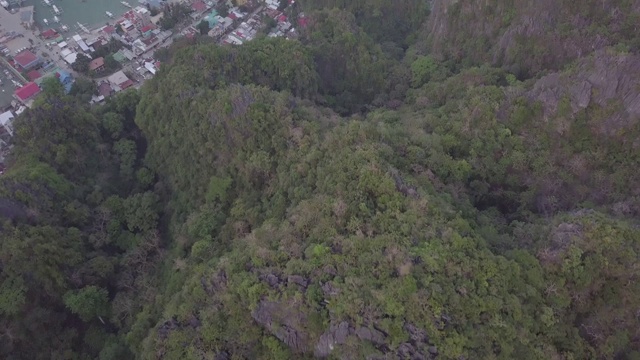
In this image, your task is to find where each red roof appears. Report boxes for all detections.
[191,1,206,12]
[297,17,309,28]
[41,29,58,39]
[228,12,237,20]
[103,25,116,34]
[141,24,155,33]
[119,79,134,90]
[27,70,42,81]
[13,51,38,68]
[278,15,287,22]
[15,82,41,101]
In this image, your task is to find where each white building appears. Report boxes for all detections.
[0,111,15,137]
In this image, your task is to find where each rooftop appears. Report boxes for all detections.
[15,82,41,101]
[108,70,130,86]
[13,50,38,67]
[192,0,207,12]
[89,57,105,71]
[27,70,42,81]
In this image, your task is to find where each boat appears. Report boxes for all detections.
[43,0,51,5]
[106,11,114,18]
[52,5,61,14]
[61,24,69,31]
[54,16,60,23]
[43,18,48,25]
[121,1,131,7]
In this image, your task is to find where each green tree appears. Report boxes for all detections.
[63,286,110,322]
[72,53,92,74]
[197,20,210,35]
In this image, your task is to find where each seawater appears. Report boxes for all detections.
[26,0,131,32]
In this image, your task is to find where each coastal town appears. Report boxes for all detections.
[0,0,303,170]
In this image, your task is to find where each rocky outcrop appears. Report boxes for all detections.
[251,300,310,353]
[527,50,640,137]
[425,0,639,76]
[314,321,353,358]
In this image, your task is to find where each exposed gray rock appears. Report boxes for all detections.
[214,351,230,360]
[428,346,438,355]
[404,322,429,345]
[288,275,309,288]
[265,273,280,288]
[252,300,309,353]
[321,281,340,297]
[397,343,416,359]
[355,326,386,345]
[314,321,353,358]
[323,264,337,276]
[528,50,640,136]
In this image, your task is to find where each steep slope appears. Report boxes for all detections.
[425,0,640,77]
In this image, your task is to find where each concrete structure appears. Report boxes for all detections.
[14,82,40,103]
[0,110,14,137]
[134,6,151,26]
[107,70,133,91]
[13,50,40,71]
[89,57,105,72]
[55,70,73,93]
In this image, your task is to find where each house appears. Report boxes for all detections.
[14,82,41,103]
[191,0,207,13]
[55,70,74,93]
[89,57,105,72]
[41,29,59,39]
[107,70,134,91]
[144,61,156,75]
[140,24,156,38]
[101,25,116,37]
[98,82,114,97]
[134,6,151,26]
[0,110,14,149]
[27,70,42,81]
[13,50,41,71]
[60,48,78,65]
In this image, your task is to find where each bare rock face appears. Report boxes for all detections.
[426,0,638,75]
[314,321,353,358]
[355,326,386,345]
[251,300,310,353]
[528,50,640,136]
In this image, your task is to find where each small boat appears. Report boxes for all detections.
[44,0,51,5]
[53,16,60,23]
[61,24,69,31]
[43,18,48,24]
[52,5,61,14]
[121,1,131,7]
[106,11,114,18]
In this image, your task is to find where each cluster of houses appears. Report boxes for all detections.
[181,0,300,44]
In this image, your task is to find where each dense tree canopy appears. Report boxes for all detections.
[1,0,640,359]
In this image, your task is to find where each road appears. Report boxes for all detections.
[1,5,73,79]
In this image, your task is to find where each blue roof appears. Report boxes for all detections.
[57,70,72,82]
[56,71,74,93]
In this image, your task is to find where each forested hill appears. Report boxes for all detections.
[1,1,640,359]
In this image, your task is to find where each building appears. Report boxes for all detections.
[0,110,14,139]
[107,70,134,91]
[89,57,105,72]
[13,50,40,71]
[14,82,41,103]
[98,81,114,97]
[26,69,41,82]
[134,6,151,26]
[191,0,207,13]
[55,70,74,93]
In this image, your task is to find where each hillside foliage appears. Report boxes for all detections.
[1,1,640,359]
